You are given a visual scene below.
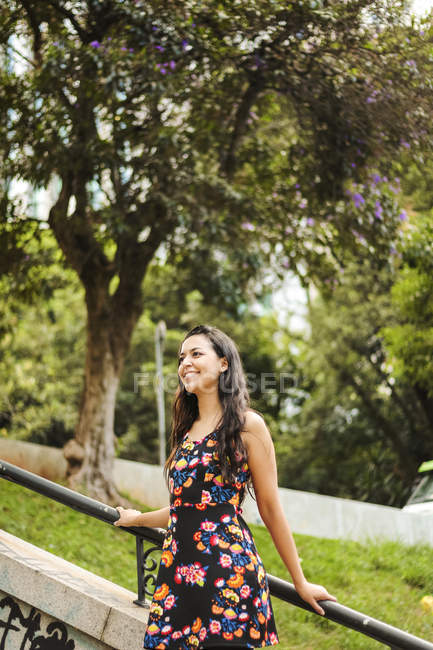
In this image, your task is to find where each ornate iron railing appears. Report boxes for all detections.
[1,459,432,650]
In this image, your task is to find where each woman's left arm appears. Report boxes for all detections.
[242,411,337,616]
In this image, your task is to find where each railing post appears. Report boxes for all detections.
[133,535,162,608]
[134,536,147,607]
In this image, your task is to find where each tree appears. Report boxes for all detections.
[1,0,432,500]
[275,260,433,506]
[382,213,433,432]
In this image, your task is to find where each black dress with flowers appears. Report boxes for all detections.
[143,430,279,649]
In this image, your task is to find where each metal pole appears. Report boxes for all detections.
[155,320,166,466]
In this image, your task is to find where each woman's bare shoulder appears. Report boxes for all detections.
[241,410,271,446]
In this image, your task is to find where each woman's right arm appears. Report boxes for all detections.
[114,505,170,529]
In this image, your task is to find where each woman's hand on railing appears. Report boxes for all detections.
[114,506,142,527]
[295,579,337,616]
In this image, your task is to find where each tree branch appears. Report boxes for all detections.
[19,0,42,65]
[48,173,113,285]
[220,74,264,180]
[44,0,88,41]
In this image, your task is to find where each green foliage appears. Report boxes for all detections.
[1,0,431,288]
[0,231,85,442]
[382,213,433,396]
[1,480,433,649]
[274,257,432,506]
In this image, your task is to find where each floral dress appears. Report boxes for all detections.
[143,430,279,649]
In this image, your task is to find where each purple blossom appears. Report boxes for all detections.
[53,41,59,47]
[90,40,101,48]
[129,48,134,53]
[400,139,410,149]
[155,45,165,51]
[352,192,365,208]
[182,39,189,50]
[295,183,300,189]
[299,198,307,209]
[374,201,383,219]
[399,210,408,221]
[242,222,255,231]
[169,60,176,70]
[121,47,127,51]
[351,162,356,168]
[366,96,375,104]
[307,217,315,226]
[406,60,416,68]
[371,173,381,185]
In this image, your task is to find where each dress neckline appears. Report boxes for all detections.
[186,429,215,444]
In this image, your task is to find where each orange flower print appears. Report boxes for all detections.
[153,583,169,601]
[250,627,261,639]
[227,572,244,588]
[191,617,202,633]
[161,550,173,567]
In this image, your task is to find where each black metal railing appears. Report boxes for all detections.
[1,459,432,650]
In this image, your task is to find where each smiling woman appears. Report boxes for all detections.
[115,324,336,649]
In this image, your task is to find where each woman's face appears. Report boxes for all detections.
[178,334,228,395]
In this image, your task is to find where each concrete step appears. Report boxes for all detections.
[0,529,149,649]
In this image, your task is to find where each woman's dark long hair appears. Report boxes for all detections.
[164,324,251,486]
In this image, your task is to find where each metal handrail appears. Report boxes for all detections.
[1,459,432,650]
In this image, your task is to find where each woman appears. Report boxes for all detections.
[115,324,336,649]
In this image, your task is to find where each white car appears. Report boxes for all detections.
[402,460,433,514]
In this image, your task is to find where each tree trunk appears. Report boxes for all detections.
[63,271,143,502]
[65,317,121,502]
[49,174,173,502]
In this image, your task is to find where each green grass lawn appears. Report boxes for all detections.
[1,479,433,649]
